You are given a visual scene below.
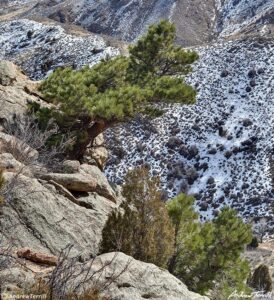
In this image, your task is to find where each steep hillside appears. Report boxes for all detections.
[0,19,119,79]
[105,36,274,223]
[1,1,274,223]
[217,0,274,37]
[0,0,217,46]
[2,0,274,45]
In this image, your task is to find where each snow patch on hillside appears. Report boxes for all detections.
[0,19,119,79]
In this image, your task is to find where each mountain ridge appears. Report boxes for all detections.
[2,0,274,45]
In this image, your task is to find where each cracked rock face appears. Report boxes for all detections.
[75,252,209,300]
[0,252,209,300]
[0,60,42,121]
[0,171,119,258]
[41,164,117,202]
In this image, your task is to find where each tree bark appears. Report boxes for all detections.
[168,253,177,274]
[72,120,108,160]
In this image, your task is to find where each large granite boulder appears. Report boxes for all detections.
[41,163,117,202]
[0,252,209,300]
[92,252,209,300]
[0,172,118,258]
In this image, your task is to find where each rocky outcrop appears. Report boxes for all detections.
[41,172,97,193]
[0,152,26,171]
[79,164,116,202]
[41,164,116,202]
[0,171,119,258]
[84,134,109,170]
[0,251,209,300]
[92,252,209,300]
[0,60,42,122]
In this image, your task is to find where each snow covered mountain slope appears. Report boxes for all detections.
[0,19,119,80]
[105,36,274,223]
[2,0,274,45]
[0,0,217,46]
[217,0,274,38]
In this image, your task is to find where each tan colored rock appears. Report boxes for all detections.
[62,160,81,174]
[0,152,32,176]
[17,248,57,266]
[41,172,97,192]
[80,164,116,202]
[84,134,108,170]
[0,60,49,122]
[0,60,22,86]
[41,165,117,202]
[0,152,25,170]
[1,172,117,257]
[0,132,39,162]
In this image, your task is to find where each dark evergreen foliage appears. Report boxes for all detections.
[167,200,252,295]
[248,264,272,293]
[249,236,259,248]
[99,166,175,268]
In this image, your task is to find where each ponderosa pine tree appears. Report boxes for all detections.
[99,166,175,268]
[39,20,198,159]
[167,193,202,274]
[167,200,252,295]
[193,208,252,294]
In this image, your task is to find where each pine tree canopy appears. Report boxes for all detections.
[39,20,198,159]
[167,201,252,295]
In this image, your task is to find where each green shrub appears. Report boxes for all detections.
[249,236,259,248]
[248,264,272,293]
[167,201,252,295]
[100,166,175,268]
